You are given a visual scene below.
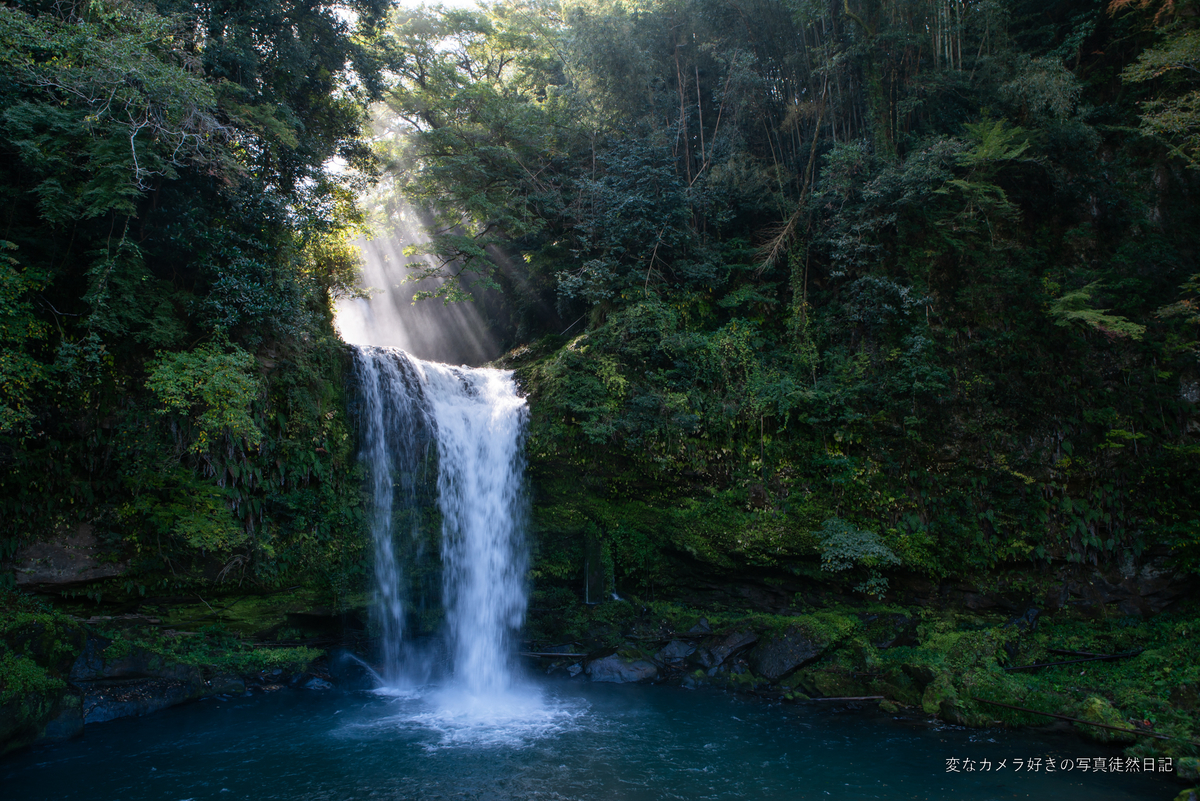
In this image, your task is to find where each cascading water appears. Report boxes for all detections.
[422,361,529,694]
[352,345,528,693]
[353,348,432,685]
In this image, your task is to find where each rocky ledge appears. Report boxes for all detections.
[0,610,333,756]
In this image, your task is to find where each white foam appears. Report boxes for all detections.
[347,684,591,750]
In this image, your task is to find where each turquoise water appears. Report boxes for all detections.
[2,679,1177,800]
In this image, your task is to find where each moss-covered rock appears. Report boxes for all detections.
[0,600,89,754]
[746,613,858,681]
[921,673,959,717]
[1073,696,1136,743]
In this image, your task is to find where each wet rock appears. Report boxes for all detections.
[686,647,715,669]
[81,678,202,724]
[747,627,826,681]
[37,691,83,743]
[207,674,246,696]
[586,654,658,683]
[303,677,333,690]
[654,640,695,665]
[567,663,583,678]
[0,691,63,755]
[701,631,757,668]
[688,618,712,634]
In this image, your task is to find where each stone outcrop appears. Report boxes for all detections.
[747,626,828,681]
[10,524,126,589]
[586,654,659,683]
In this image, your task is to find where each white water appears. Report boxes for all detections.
[420,360,529,694]
[352,346,529,696]
[352,348,432,685]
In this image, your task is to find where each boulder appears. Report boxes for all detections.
[0,690,62,755]
[207,674,247,696]
[70,637,201,684]
[37,691,83,743]
[654,640,695,664]
[861,614,917,649]
[1074,696,1136,743]
[82,678,202,724]
[746,627,826,681]
[302,677,333,691]
[11,524,126,589]
[705,630,758,668]
[586,654,659,683]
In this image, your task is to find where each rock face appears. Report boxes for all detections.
[68,636,206,725]
[654,640,695,665]
[747,626,827,681]
[81,678,202,724]
[70,636,203,684]
[10,524,126,589]
[586,654,659,683]
[0,614,88,754]
[208,674,247,696]
[707,631,757,667]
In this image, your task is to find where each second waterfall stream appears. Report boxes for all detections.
[353,345,529,695]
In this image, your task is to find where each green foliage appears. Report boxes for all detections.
[1122,24,1200,168]
[817,518,900,596]
[0,240,47,437]
[1048,281,1148,340]
[0,651,63,704]
[147,342,264,453]
[451,0,1200,598]
[0,0,385,595]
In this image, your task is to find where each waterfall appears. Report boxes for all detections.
[353,345,528,692]
[353,348,432,685]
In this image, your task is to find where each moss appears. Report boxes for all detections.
[1074,696,1137,743]
[0,652,65,704]
[808,670,866,698]
[152,586,327,638]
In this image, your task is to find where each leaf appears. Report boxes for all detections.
[1048,282,1147,340]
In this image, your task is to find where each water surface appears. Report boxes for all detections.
[2,679,1176,800]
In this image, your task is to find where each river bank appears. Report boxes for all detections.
[0,672,1186,801]
[3,578,1197,798]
